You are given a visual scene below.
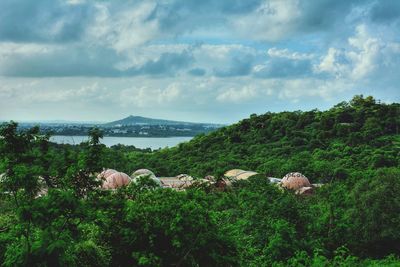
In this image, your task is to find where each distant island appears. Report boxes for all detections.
[104,115,207,127]
[14,116,223,137]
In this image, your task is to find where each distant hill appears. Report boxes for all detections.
[103,115,218,127]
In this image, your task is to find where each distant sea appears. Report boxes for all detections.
[50,135,193,150]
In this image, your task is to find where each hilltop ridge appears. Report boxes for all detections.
[103,115,220,127]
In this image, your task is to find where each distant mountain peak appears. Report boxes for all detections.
[103,116,216,127]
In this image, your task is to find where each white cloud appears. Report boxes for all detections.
[87,1,159,54]
[315,48,349,78]
[115,44,190,71]
[216,86,258,103]
[66,0,86,5]
[267,48,314,60]
[0,43,56,58]
[119,83,182,108]
[347,25,381,79]
[277,78,352,101]
[233,0,301,41]
[315,24,400,81]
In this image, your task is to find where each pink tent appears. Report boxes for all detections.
[281,172,311,190]
[97,169,118,180]
[102,172,131,189]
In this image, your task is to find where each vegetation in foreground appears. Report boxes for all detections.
[0,95,399,266]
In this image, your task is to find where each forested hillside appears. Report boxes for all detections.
[0,95,399,266]
[125,95,399,181]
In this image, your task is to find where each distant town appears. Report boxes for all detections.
[11,116,223,137]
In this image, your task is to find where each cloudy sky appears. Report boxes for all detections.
[0,0,399,123]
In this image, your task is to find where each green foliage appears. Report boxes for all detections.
[0,121,44,198]
[0,96,399,266]
[119,189,235,266]
[66,127,105,197]
[348,168,400,256]
[67,240,111,267]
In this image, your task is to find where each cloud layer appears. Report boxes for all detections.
[0,0,399,122]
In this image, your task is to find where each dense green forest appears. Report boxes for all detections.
[0,95,399,266]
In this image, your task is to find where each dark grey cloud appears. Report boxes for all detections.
[0,0,399,79]
[214,55,254,77]
[370,1,400,23]
[170,0,261,14]
[150,0,373,41]
[1,46,193,77]
[153,0,262,29]
[1,0,397,46]
[126,50,194,76]
[0,0,95,43]
[1,46,120,77]
[254,58,313,78]
[188,68,206,76]
[298,0,363,31]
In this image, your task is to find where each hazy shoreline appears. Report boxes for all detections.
[50,135,193,149]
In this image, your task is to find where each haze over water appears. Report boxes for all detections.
[50,135,193,150]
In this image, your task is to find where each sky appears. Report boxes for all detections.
[0,0,399,124]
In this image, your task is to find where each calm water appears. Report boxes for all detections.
[50,135,193,150]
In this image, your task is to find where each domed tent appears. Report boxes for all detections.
[97,169,118,180]
[102,172,131,189]
[236,171,258,180]
[131,169,156,179]
[159,177,184,189]
[158,174,195,190]
[224,169,258,181]
[131,169,161,186]
[281,172,311,190]
[224,169,244,178]
[176,174,194,181]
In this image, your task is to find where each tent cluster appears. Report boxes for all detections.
[98,168,161,189]
[1,168,320,195]
[97,168,223,191]
[97,169,208,190]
